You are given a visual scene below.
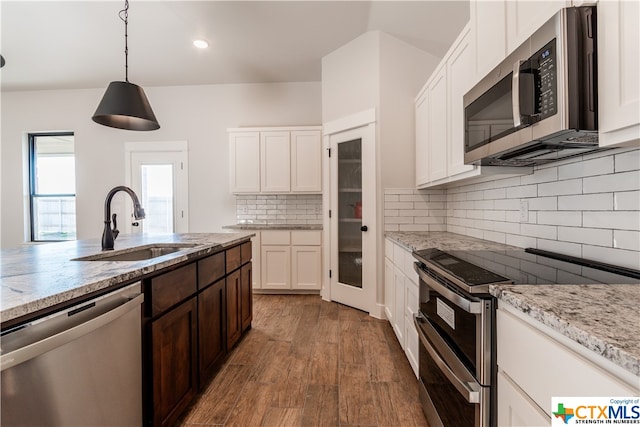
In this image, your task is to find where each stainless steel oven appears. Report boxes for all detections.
[413,249,510,427]
[412,247,640,427]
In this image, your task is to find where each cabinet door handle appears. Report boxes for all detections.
[360,225,368,232]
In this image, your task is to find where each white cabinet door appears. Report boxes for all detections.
[384,256,395,324]
[472,0,507,80]
[404,278,419,378]
[260,131,291,193]
[251,232,261,289]
[291,246,322,290]
[393,265,405,348]
[261,245,291,289]
[447,24,476,177]
[598,0,640,147]
[415,92,429,187]
[428,65,448,182]
[229,132,260,193]
[498,370,551,427]
[506,0,569,54]
[291,130,322,192]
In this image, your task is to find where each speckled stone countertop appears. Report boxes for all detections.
[223,223,322,231]
[385,231,519,252]
[1,232,253,325]
[386,231,640,379]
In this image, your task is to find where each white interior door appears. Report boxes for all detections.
[125,142,189,235]
[328,124,376,313]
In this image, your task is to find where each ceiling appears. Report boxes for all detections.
[0,1,469,92]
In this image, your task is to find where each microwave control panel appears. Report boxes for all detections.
[534,39,557,119]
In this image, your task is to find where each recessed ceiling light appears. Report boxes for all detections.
[193,39,209,49]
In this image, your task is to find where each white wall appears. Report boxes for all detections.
[1,82,321,249]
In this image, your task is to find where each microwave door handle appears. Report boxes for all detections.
[512,61,522,128]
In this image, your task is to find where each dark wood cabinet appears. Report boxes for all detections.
[150,297,198,427]
[143,240,253,426]
[226,269,242,349]
[198,278,225,385]
[241,262,252,331]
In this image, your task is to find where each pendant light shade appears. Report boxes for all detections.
[93,81,159,131]
[92,0,160,131]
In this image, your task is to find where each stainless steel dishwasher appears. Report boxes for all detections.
[1,282,144,426]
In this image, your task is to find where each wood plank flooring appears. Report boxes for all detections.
[179,294,428,427]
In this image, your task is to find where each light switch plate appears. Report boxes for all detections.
[519,200,529,222]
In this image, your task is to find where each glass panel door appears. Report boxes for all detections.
[337,138,362,288]
[140,164,174,234]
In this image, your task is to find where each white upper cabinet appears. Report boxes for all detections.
[229,132,261,193]
[471,0,507,81]
[291,130,322,192]
[597,0,640,147]
[229,126,322,194]
[447,24,476,177]
[427,65,448,182]
[260,131,291,193]
[415,93,429,187]
[506,1,571,53]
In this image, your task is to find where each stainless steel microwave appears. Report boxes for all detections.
[463,6,603,166]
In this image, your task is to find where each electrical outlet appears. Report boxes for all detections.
[519,200,529,222]
[239,206,248,215]
[314,207,321,215]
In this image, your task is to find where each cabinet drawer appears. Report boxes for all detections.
[241,241,252,264]
[150,263,197,317]
[197,251,225,290]
[291,230,321,246]
[226,245,242,272]
[261,230,291,245]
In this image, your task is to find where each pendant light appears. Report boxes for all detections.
[92,0,159,131]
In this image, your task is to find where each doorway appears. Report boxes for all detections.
[324,110,377,314]
[125,142,189,234]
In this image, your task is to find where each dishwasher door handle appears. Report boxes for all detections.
[1,293,143,372]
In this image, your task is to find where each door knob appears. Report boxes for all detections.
[131,222,140,227]
[360,225,368,232]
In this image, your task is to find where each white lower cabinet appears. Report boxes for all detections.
[497,304,640,426]
[497,370,550,427]
[256,230,322,291]
[384,237,419,378]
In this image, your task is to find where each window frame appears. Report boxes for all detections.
[28,131,77,242]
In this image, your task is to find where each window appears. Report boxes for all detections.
[28,132,76,241]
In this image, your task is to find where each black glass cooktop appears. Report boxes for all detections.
[413,247,640,287]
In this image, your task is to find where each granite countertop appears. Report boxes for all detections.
[386,231,640,379]
[223,223,322,231]
[1,232,254,325]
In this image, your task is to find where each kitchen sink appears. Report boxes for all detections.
[73,244,200,261]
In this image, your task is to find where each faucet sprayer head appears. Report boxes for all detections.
[133,204,146,220]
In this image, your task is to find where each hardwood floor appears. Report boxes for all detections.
[179,294,428,427]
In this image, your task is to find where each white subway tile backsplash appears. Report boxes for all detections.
[528,197,558,211]
[235,194,322,225]
[558,193,613,211]
[615,149,640,173]
[538,178,582,196]
[558,156,614,180]
[484,188,506,200]
[506,185,537,199]
[520,166,557,184]
[583,170,640,193]
[506,234,537,249]
[537,211,582,227]
[614,191,640,211]
[582,245,640,270]
[583,211,640,231]
[536,239,583,258]
[520,223,557,240]
[613,230,640,251]
[483,231,506,244]
[557,226,612,247]
[494,199,520,210]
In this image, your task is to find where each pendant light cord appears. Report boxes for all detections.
[119,0,129,83]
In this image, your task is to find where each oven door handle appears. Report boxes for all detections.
[414,313,481,404]
[414,263,483,314]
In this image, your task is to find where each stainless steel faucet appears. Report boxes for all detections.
[102,186,146,251]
